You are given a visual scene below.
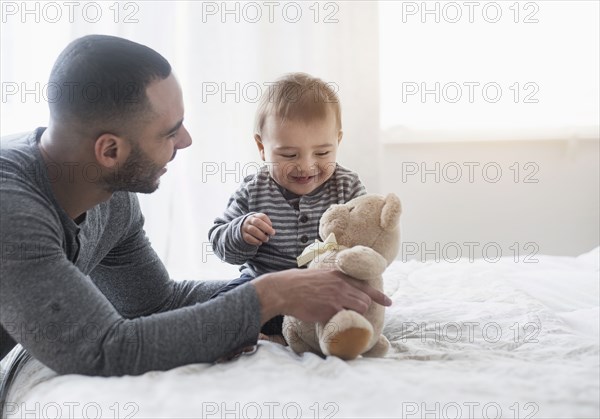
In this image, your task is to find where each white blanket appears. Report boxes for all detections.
[5,249,599,418]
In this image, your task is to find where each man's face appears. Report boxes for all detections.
[104,74,192,193]
[256,112,342,196]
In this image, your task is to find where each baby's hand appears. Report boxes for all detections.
[242,213,276,245]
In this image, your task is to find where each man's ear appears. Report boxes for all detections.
[254,134,265,161]
[94,133,129,169]
[337,130,343,145]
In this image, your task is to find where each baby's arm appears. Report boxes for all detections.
[339,167,367,201]
[208,183,261,264]
[348,176,367,200]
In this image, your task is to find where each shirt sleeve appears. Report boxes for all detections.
[0,181,262,376]
[347,172,367,201]
[208,179,260,265]
[89,194,237,313]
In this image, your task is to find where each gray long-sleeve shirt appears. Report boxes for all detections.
[209,164,366,277]
[0,128,261,376]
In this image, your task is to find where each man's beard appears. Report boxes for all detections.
[101,141,164,194]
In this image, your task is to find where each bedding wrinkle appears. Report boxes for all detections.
[3,248,598,418]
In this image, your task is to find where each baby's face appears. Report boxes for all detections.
[257,112,341,196]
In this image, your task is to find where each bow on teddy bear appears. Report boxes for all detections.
[282,193,401,360]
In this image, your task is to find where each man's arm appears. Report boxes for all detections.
[90,194,242,314]
[0,189,261,376]
[251,269,392,326]
[208,181,260,265]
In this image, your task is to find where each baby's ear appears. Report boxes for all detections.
[254,134,265,161]
[380,193,402,231]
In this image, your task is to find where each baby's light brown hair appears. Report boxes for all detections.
[254,72,341,137]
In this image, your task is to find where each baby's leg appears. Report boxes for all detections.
[208,273,255,299]
[261,315,283,337]
[259,333,288,346]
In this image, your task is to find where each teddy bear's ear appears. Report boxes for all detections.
[380,193,402,231]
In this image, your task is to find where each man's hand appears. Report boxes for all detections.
[242,213,276,245]
[251,269,392,325]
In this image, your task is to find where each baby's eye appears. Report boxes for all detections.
[281,154,296,158]
[316,152,330,156]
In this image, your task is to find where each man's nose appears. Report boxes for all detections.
[176,126,192,149]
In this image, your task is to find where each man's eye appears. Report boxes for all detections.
[167,132,177,139]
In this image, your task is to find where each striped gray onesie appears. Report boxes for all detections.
[209,164,366,277]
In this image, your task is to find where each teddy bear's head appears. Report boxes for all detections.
[319,193,401,264]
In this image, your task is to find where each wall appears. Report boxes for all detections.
[378,137,599,261]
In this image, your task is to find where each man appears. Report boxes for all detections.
[0,35,391,376]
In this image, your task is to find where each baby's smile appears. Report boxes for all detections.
[288,174,318,184]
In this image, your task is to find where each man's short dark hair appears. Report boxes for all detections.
[48,34,171,137]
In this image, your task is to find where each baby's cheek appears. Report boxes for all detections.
[321,161,337,176]
[266,162,281,175]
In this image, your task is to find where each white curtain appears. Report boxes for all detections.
[379,1,599,139]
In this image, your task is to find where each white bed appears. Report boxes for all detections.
[3,248,599,418]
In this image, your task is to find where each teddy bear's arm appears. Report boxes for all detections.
[336,246,388,280]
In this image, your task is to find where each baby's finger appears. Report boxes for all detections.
[248,216,276,237]
[242,230,263,246]
[254,213,273,226]
[245,225,270,243]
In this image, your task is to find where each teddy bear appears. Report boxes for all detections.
[282,193,401,360]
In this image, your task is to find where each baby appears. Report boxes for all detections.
[208,72,366,336]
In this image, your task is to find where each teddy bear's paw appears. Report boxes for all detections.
[362,334,390,358]
[337,247,388,280]
[319,310,374,360]
[282,316,321,355]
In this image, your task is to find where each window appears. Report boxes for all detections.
[379,1,599,141]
